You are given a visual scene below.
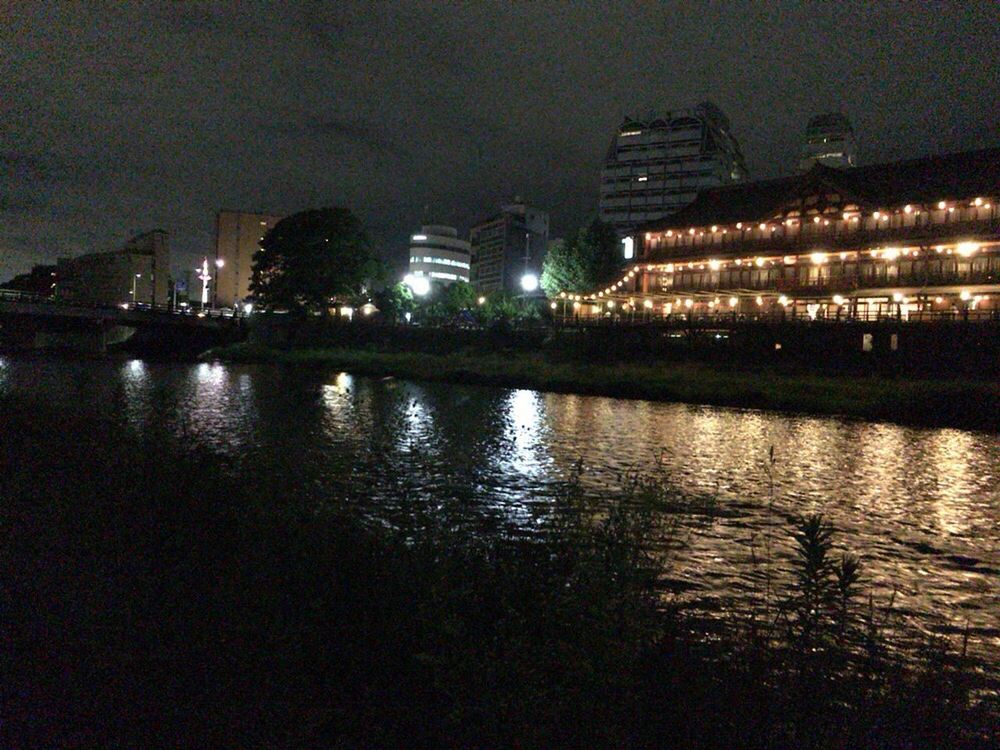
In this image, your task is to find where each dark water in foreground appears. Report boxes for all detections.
[2,355,998,661]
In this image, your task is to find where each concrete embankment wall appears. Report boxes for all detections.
[247,315,1000,377]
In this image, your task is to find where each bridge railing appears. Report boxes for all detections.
[0,290,240,319]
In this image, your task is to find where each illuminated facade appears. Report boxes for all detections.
[559,147,1000,320]
[214,210,283,307]
[407,225,471,286]
[599,101,748,235]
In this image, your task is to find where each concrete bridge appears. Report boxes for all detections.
[0,290,242,354]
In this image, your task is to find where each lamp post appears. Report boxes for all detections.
[197,257,212,312]
[213,258,224,309]
[130,272,141,306]
[519,230,534,299]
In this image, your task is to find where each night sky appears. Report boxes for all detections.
[3,1,999,281]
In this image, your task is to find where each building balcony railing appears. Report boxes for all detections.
[660,270,1000,297]
[648,218,1000,261]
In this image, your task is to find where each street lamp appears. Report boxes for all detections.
[404,273,430,296]
[130,272,141,305]
[213,258,224,308]
[520,273,539,293]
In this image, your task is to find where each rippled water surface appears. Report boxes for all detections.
[2,355,998,659]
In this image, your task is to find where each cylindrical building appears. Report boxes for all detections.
[407,225,471,286]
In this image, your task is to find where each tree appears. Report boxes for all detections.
[250,208,380,312]
[418,280,479,324]
[540,219,621,297]
[372,282,415,324]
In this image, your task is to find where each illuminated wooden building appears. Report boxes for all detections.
[562,147,1000,320]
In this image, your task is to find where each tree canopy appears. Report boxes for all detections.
[540,219,621,297]
[372,281,415,323]
[250,208,382,311]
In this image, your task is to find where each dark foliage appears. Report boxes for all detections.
[250,207,382,312]
[540,219,621,297]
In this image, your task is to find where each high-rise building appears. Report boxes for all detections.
[406,225,471,287]
[214,210,283,308]
[470,199,549,295]
[798,113,856,172]
[599,101,748,235]
[56,230,169,308]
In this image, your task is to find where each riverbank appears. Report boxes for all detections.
[207,342,1000,432]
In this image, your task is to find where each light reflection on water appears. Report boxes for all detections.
[1,357,998,659]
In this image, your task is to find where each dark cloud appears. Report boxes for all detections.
[2,1,1000,280]
[303,118,413,159]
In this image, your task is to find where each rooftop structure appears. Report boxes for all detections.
[798,113,856,172]
[599,101,748,235]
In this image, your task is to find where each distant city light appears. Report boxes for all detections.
[520,273,539,293]
[215,258,225,268]
[477,296,486,305]
[243,303,253,314]
[412,234,427,241]
[956,242,980,257]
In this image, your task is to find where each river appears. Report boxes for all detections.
[2,355,997,661]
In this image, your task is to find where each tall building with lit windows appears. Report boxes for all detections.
[798,113,857,172]
[469,199,549,295]
[599,101,748,236]
[407,225,471,286]
[214,210,283,308]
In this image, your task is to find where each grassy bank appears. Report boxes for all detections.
[3,396,997,748]
[208,342,1000,432]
